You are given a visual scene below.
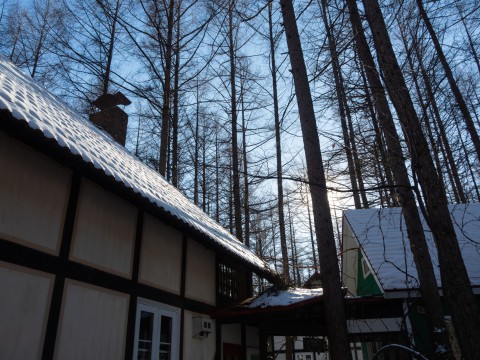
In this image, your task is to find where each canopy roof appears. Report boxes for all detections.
[212,286,404,338]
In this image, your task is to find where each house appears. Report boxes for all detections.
[342,205,480,358]
[0,57,283,359]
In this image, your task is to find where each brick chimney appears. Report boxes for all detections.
[89,92,131,146]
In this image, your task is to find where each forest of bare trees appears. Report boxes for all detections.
[1,0,480,358]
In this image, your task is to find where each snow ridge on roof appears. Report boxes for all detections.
[0,57,270,272]
[344,205,480,291]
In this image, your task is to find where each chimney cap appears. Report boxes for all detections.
[92,91,131,110]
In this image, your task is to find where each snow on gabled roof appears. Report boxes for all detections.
[344,204,480,291]
[0,57,275,277]
[246,287,324,309]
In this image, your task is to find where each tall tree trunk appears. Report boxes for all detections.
[279,1,352,358]
[102,0,121,94]
[268,3,289,282]
[9,22,22,62]
[455,3,480,77]
[228,0,243,241]
[158,0,175,176]
[347,0,454,357]
[362,0,480,357]
[229,165,233,234]
[286,195,296,284]
[399,27,449,198]
[194,79,200,205]
[270,210,279,274]
[305,186,318,271]
[411,38,466,203]
[285,194,296,359]
[30,1,49,79]
[320,0,362,209]
[357,57,395,206]
[241,83,250,248]
[215,129,220,222]
[171,0,181,188]
[454,117,480,202]
[202,114,207,212]
[416,0,480,163]
[344,94,369,208]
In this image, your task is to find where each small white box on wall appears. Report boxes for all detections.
[193,317,213,339]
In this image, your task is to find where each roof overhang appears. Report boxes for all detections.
[212,292,405,337]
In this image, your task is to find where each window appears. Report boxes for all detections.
[133,300,180,360]
[218,263,247,304]
[361,257,371,278]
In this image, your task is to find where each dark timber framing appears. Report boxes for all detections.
[0,235,214,356]
[124,209,144,359]
[41,170,81,360]
[0,120,219,359]
[179,234,188,360]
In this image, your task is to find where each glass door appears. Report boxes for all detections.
[159,315,172,360]
[134,301,179,360]
[137,310,154,360]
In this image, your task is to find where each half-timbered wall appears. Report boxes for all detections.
[0,131,218,359]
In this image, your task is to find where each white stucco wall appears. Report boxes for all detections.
[183,310,216,360]
[71,179,137,277]
[185,238,216,305]
[0,131,70,254]
[55,280,129,360]
[0,262,54,360]
[139,214,182,293]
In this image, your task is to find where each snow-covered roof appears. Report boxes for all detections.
[0,57,276,278]
[246,287,324,309]
[344,204,480,291]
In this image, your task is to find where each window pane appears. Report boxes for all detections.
[138,311,154,360]
[159,315,172,360]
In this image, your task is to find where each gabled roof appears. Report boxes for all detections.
[302,271,323,289]
[343,204,480,291]
[0,57,280,283]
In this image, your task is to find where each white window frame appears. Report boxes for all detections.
[361,256,372,278]
[133,298,180,360]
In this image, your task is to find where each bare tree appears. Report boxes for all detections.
[360,0,480,357]
[415,0,480,163]
[279,0,352,358]
[345,0,456,357]
[268,1,289,283]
